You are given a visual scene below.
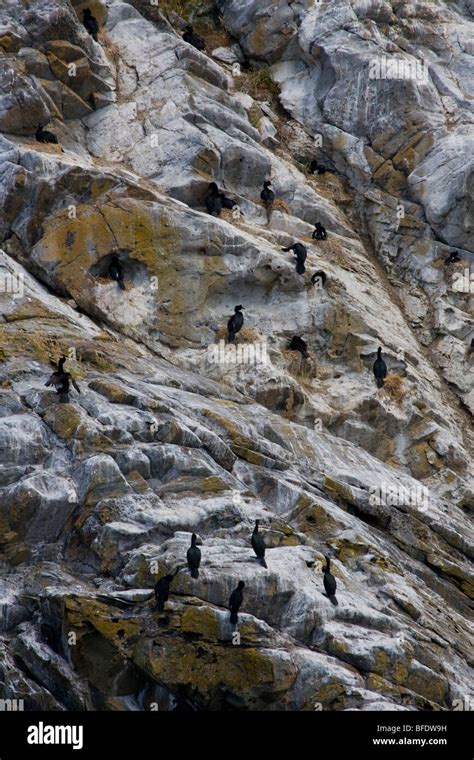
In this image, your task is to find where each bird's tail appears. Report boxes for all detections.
[376,377,384,388]
[260,557,268,569]
[296,261,306,275]
[227,331,235,344]
[329,595,338,606]
[191,568,199,579]
[118,280,126,291]
[230,610,238,625]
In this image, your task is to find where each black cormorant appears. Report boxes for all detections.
[45,356,80,403]
[154,573,174,612]
[260,181,274,205]
[183,25,206,51]
[288,336,308,359]
[309,160,326,175]
[311,270,327,287]
[187,533,201,579]
[35,124,59,144]
[227,304,244,343]
[204,182,235,215]
[469,338,474,354]
[109,255,126,290]
[322,555,338,606]
[282,242,307,275]
[220,194,236,210]
[373,346,387,388]
[83,9,99,41]
[229,580,245,624]
[312,222,327,240]
[251,520,267,568]
[205,182,222,216]
[445,251,460,265]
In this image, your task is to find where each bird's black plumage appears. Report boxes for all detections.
[373,346,387,388]
[45,356,80,403]
[227,304,244,343]
[205,182,222,216]
[220,194,236,210]
[260,181,274,205]
[229,580,245,624]
[322,555,338,606]
[445,251,460,265]
[309,160,326,175]
[35,124,59,144]
[282,243,307,275]
[204,182,235,216]
[154,573,174,612]
[311,270,327,287]
[183,25,206,51]
[109,255,125,290]
[312,222,327,240]
[469,338,474,354]
[187,533,201,579]
[251,520,267,568]
[83,9,99,40]
[288,336,308,359]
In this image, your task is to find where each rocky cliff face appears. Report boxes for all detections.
[0,0,472,711]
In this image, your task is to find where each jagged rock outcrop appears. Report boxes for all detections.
[0,0,472,711]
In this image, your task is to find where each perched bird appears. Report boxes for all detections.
[109,255,125,290]
[154,573,174,612]
[82,8,99,41]
[251,520,267,568]
[187,533,201,579]
[288,336,308,359]
[205,182,222,216]
[229,580,245,624]
[35,124,59,145]
[220,193,236,210]
[312,222,327,240]
[311,270,327,287]
[45,356,80,403]
[183,25,206,51]
[469,338,474,354]
[373,346,387,388]
[322,555,338,606]
[227,304,244,343]
[282,242,307,275]
[204,183,236,216]
[445,251,460,265]
[260,180,274,206]
[309,159,326,175]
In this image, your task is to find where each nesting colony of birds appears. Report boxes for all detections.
[0,0,472,717]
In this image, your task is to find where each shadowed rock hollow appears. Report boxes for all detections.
[0,0,472,711]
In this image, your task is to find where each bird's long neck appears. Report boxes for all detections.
[325,557,330,572]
